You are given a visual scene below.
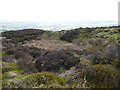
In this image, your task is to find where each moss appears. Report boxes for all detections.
[3,72,66,88]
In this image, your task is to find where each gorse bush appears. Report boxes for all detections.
[86,65,119,88]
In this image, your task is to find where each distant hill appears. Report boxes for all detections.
[0,20,117,32]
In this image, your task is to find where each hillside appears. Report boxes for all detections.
[1,26,120,88]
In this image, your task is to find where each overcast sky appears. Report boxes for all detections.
[0,0,119,22]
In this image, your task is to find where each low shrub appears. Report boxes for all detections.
[35,49,80,72]
[0,51,7,57]
[2,62,19,73]
[2,70,24,80]
[86,65,119,88]
[2,29,45,44]
[3,72,66,88]
[87,44,119,64]
[60,29,79,42]
[112,58,120,69]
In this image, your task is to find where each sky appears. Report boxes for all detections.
[0,0,119,23]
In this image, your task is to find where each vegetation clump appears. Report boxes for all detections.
[86,65,119,88]
[3,72,66,88]
[2,29,45,44]
[35,49,80,72]
[2,62,19,73]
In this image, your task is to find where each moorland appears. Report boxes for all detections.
[0,26,120,88]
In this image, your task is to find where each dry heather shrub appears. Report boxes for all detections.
[16,51,37,73]
[73,38,115,54]
[35,49,80,72]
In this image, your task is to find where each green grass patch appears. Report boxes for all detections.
[0,51,7,56]
[2,62,19,73]
[3,72,66,88]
